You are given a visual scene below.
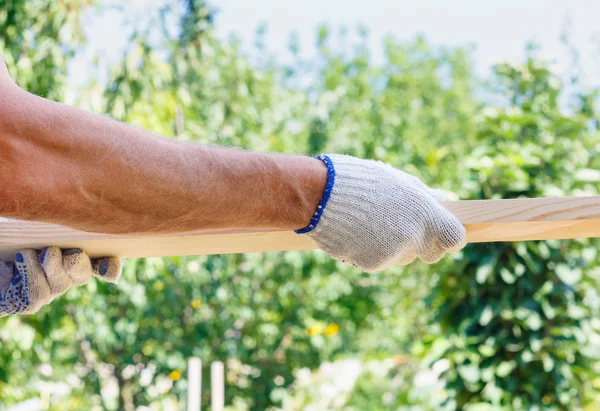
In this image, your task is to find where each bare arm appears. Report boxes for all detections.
[0,55,467,317]
[0,64,326,235]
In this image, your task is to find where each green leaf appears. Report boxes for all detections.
[500,268,516,284]
[466,403,501,411]
[476,262,494,284]
[496,361,517,378]
[555,264,582,285]
[541,299,556,319]
[533,281,553,301]
[525,313,542,331]
[482,382,504,404]
[514,263,526,277]
[542,354,554,372]
[479,344,496,357]
[479,307,494,326]
[458,364,481,384]
[574,168,600,182]
[521,350,534,363]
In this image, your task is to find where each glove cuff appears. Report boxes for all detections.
[295,153,386,249]
[294,155,336,234]
[296,154,466,271]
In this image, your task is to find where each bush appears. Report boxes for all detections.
[423,50,600,410]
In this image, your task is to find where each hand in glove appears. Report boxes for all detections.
[296,155,467,272]
[0,247,121,316]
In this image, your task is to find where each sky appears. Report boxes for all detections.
[75,0,600,85]
[211,0,599,80]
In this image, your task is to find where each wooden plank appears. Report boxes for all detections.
[1,196,600,260]
[0,222,316,260]
[210,361,224,411]
[187,357,202,411]
[449,196,600,243]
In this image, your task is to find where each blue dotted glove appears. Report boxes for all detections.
[0,247,121,317]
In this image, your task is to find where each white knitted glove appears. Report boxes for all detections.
[0,247,121,316]
[296,155,467,272]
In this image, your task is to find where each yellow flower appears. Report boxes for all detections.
[306,323,324,336]
[191,299,201,309]
[324,323,340,337]
[169,370,182,381]
[142,344,153,356]
[153,280,164,291]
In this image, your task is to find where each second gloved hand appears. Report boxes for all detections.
[0,247,121,317]
[296,154,467,272]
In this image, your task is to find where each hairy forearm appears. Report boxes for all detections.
[0,88,326,234]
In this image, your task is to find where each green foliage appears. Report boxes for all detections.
[0,0,89,99]
[1,2,600,410]
[0,0,92,407]
[424,49,600,410]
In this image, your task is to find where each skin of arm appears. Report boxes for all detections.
[0,58,327,235]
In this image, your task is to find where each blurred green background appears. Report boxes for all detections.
[1,0,600,410]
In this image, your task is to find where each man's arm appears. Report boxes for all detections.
[0,53,466,274]
[0,84,327,235]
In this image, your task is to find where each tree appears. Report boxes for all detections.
[424,47,600,410]
[91,14,478,408]
[3,1,599,410]
[0,0,88,100]
[0,0,93,407]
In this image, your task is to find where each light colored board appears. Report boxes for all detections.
[187,357,202,411]
[450,196,600,243]
[0,222,316,260]
[211,361,224,411]
[1,196,600,260]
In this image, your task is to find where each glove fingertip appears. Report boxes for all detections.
[92,257,122,284]
[441,223,468,252]
[39,246,62,266]
[430,188,447,202]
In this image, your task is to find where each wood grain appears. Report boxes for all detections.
[447,196,600,243]
[1,196,600,260]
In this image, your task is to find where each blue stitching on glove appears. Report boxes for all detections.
[98,259,109,276]
[0,262,31,316]
[63,248,83,256]
[40,247,48,264]
[295,155,336,234]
